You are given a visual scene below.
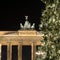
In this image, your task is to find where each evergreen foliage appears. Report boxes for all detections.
[36,0,60,60]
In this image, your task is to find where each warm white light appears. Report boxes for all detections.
[35,51,41,55]
[35,51,44,55]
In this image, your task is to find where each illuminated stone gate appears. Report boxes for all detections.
[0,16,44,60]
[0,30,44,60]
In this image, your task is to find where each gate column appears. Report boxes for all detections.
[0,44,1,60]
[18,42,22,60]
[31,42,36,60]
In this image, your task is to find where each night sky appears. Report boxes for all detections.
[0,0,45,31]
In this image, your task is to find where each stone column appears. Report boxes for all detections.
[0,44,1,60]
[10,44,12,60]
[7,43,10,60]
[18,43,22,60]
[31,42,36,60]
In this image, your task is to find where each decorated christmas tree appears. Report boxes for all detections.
[36,0,60,60]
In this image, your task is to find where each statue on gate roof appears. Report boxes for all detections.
[20,16,35,30]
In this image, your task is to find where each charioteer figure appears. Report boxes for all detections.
[20,16,35,30]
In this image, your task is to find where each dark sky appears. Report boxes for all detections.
[0,0,45,31]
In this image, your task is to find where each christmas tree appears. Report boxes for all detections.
[36,0,60,60]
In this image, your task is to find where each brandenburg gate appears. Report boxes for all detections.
[0,16,44,60]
